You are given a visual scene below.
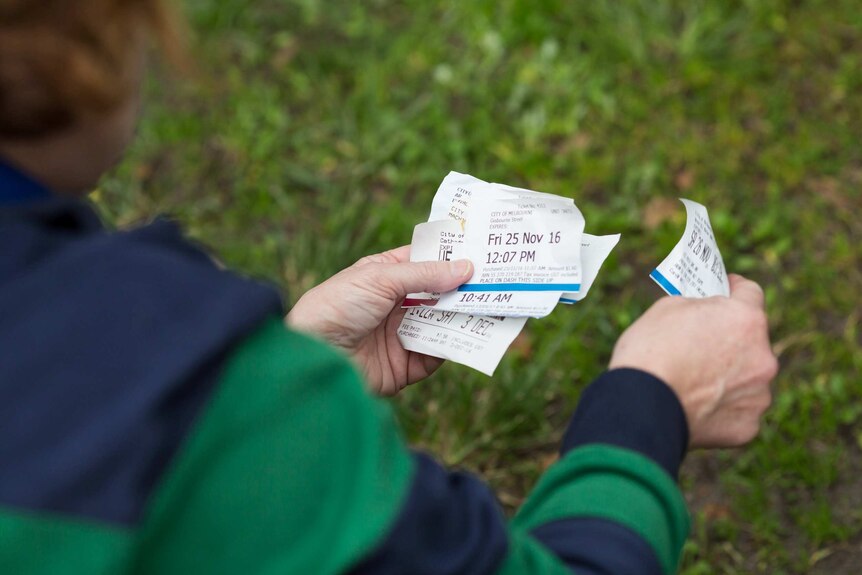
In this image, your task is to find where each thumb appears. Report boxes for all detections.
[729,273,765,309]
[372,259,473,298]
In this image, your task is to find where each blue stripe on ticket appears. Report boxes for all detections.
[457,283,581,292]
[649,269,682,296]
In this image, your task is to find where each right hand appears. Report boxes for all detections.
[609,274,778,449]
[287,246,473,396]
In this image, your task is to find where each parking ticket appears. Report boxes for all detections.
[396,234,618,374]
[433,194,584,317]
[397,309,527,376]
[398,171,619,374]
[402,220,465,307]
[405,215,569,317]
[560,233,621,303]
[398,219,531,373]
[410,172,585,316]
[428,171,576,226]
[650,199,730,298]
[428,171,488,222]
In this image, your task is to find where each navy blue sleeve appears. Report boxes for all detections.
[349,369,688,575]
[527,368,689,574]
[561,368,689,478]
[0,198,284,527]
[348,452,509,575]
[531,518,663,575]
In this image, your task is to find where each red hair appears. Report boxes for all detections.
[0,0,184,139]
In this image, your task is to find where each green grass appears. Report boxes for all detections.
[98,0,862,572]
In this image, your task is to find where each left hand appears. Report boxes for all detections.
[286,246,473,395]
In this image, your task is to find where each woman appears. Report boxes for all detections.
[0,2,776,574]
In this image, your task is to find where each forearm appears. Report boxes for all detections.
[136,319,690,575]
[511,369,691,575]
[350,369,691,575]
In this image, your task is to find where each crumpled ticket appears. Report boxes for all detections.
[397,309,527,376]
[397,172,619,375]
[650,198,729,298]
[408,172,586,318]
[560,233,621,304]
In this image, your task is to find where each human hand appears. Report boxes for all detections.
[609,274,778,448]
[286,246,473,396]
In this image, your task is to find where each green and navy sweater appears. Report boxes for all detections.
[0,159,690,574]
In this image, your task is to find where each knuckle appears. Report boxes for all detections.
[732,418,762,445]
[746,307,769,330]
[742,421,762,444]
[419,261,440,281]
[725,297,746,314]
[756,391,773,415]
[753,280,766,296]
[742,278,765,299]
[754,309,770,331]
[746,278,765,295]
[354,254,379,267]
[762,353,780,380]
[363,261,384,279]
[355,250,403,267]
[736,306,768,334]
[364,263,396,291]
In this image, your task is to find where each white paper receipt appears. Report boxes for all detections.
[559,233,621,303]
[405,217,567,318]
[650,199,729,298]
[417,172,587,318]
[462,195,583,288]
[397,309,527,376]
[397,171,620,375]
[402,220,465,307]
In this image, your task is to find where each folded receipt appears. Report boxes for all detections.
[650,199,729,298]
[397,172,620,375]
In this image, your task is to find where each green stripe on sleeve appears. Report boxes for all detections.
[0,507,131,575]
[511,444,690,575]
[131,318,416,575]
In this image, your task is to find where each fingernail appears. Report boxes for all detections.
[450,259,472,279]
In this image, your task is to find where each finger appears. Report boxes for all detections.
[415,353,445,381]
[371,259,473,297]
[354,245,412,267]
[385,245,412,263]
[729,273,765,308]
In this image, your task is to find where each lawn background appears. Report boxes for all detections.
[98,1,861,573]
